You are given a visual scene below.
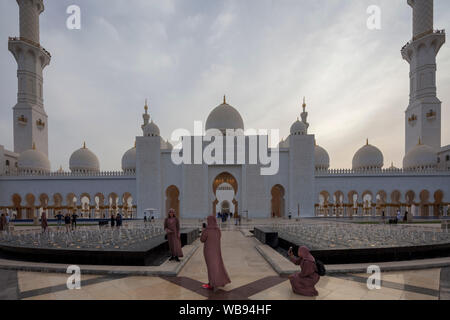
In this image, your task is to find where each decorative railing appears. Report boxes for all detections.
[316,167,450,176]
[402,29,446,50]
[8,36,52,58]
[1,171,136,178]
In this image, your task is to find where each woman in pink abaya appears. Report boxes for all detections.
[288,246,320,297]
[164,209,183,262]
[200,215,231,291]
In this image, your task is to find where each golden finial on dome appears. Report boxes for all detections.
[302,97,306,108]
[223,95,227,104]
[83,141,86,149]
[144,99,149,113]
[366,138,369,146]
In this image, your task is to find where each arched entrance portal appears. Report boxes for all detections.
[212,172,238,217]
[166,185,180,218]
[271,185,285,218]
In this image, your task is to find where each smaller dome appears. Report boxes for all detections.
[69,143,100,173]
[315,144,330,170]
[18,146,51,174]
[352,140,384,170]
[122,146,136,172]
[160,138,173,150]
[278,138,289,148]
[403,142,437,170]
[143,121,160,137]
[290,119,307,136]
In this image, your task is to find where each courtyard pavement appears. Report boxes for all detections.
[0,225,449,300]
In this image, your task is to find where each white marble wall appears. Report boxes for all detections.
[288,134,316,217]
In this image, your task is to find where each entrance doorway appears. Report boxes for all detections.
[271,185,285,218]
[212,172,238,217]
[165,185,180,218]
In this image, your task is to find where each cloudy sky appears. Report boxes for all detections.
[0,0,449,171]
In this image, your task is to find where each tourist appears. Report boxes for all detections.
[200,215,231,292]
[5,212,10,233]
[403,211,409,222]
[64,213,71,232]
[0,213,5,231]
[56,211,63,228]
[144,213,147,224]
[288,246,320,297]
[234,212,239,226]
[71,211,78,230]
[116,213,122,228]
[41,210,48,233]
[396,209,402,223]
[110,213,116,228]
[164,209,183,262]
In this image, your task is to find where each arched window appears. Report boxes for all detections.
[5,160,10,166]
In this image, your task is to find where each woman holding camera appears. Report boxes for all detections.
[288,246,320,297]
[200,215,231,292]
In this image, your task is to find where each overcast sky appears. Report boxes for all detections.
[0,0,449,171]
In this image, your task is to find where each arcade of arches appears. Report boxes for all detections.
[316,189,448,218]
[3,188,449,220]
[4,192,136,220]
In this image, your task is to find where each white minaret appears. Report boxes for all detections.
[136,101,162,218]
[8,0,51,156]
[402,0,445,154]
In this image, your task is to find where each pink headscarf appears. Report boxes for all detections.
[298,246,315,263]
[206,215,219,229]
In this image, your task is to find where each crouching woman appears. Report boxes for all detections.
[288,246,320,297]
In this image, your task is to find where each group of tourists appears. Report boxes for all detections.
[164,209,321,296]
[110,213,123,228]
[217,212,241,226]
[50,211,79,232]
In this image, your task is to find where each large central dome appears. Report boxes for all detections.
[205,97,244,133]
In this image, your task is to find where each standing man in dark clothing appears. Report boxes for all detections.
[111,214,116,228]
[56,211,63,229]
[71,211,78,230]
[64,213,71,232]
[116,213,122,228]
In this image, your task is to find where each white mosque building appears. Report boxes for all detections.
[0,0,449,221]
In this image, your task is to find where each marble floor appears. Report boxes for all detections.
[0,229,449,300]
